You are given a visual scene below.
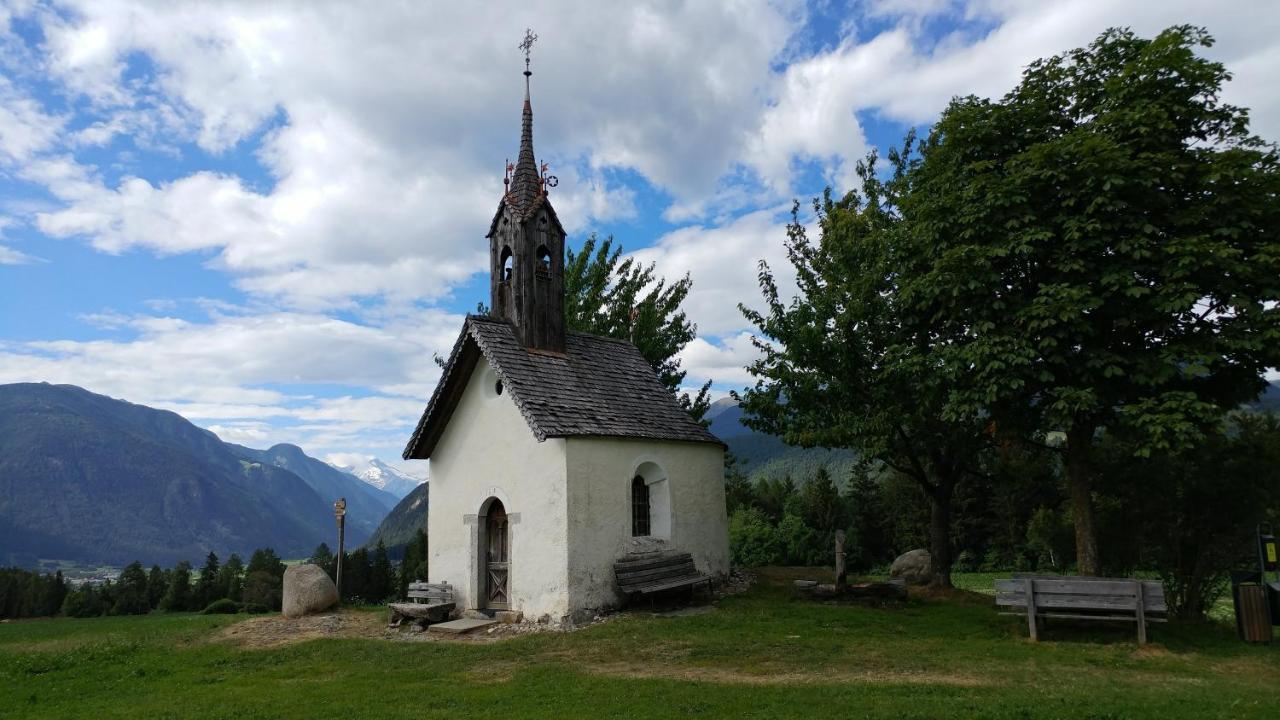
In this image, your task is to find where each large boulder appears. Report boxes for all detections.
[890,549,933,585]
[282,564,339,618]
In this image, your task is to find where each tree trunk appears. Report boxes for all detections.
[925,472,955,589]
[1065,421,1100,576]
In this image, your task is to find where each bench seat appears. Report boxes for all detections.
[389,582,455,628]
[996,574,1167,644]
[615,551,712,602]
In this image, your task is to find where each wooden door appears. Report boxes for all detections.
[484,500,510,610]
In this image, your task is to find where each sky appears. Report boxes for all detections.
[1,0,1278,475]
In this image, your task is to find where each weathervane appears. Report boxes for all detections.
[519,28,537,78]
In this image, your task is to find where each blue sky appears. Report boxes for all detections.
[1,0,1277,472]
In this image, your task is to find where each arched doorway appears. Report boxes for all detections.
[483,499,510,610]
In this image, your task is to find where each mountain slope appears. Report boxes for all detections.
[365,481,429,551]
[230,443,396,538]
[706,398,859,484]
[0,383,368,567]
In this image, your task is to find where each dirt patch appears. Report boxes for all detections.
[214,610,387,649]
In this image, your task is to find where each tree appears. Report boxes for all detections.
[369,540,394,604]
[160,561,193,612]
[246,548,286,579]
[112,561,150,615]
[218,554,245,603]
[309,543,335,580]
[738,154,990,586]
[1094,412,1280,619]
[242,571,282,611]
[194,551,221,609]
[564,234,711,421]
[146,565,167,610]
[901,27,1280,574]
[398,530,428,600]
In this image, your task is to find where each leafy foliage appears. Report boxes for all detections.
[900,26,1280,572]
[565,234,711,421]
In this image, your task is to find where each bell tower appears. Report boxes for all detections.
[488,29,566,353]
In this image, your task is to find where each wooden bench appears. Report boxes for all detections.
[995,574,1167,644]
[614,551,712,604]
[388,582,455,628]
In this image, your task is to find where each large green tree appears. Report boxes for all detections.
[902,26,1280,574]
[565,234,711,421]
[738,151,990,587]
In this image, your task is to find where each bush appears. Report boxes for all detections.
[241,603,270,614]
[201,598,239,615]
[729,507,783,567]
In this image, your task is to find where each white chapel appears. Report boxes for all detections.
[402,52,729,624]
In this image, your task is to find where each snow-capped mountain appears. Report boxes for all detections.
[326,455,425,499]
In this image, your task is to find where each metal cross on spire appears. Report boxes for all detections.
[519,28,537,78]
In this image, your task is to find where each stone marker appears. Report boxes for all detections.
[281,564,339,618]
[889,549,932,585]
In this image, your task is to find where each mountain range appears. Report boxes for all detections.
[0,383,390,568]
[705,397,859,484]
[327,456,423,499]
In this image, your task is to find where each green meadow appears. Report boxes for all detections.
[2,569,1276,720]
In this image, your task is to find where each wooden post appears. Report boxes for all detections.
[1024,578,1038,642]
[1134,580,1147,645]
[834,529,847,591]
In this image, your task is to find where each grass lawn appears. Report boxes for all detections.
[1,568,1276,719]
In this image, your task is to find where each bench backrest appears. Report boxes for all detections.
[406,582,453,604]
[996,576,1166,615]
[614,552,699,593]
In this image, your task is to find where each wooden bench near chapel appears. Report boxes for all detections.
[388,582,455,628]
[614,551,713,604]
[996,574,1167,644]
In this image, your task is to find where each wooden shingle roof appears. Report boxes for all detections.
[402,315,723,460]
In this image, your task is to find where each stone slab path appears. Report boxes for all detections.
[428,618,498,634]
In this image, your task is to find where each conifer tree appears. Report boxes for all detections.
[160,561,193,612]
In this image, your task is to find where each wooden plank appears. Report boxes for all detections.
[616,562,697,584]
[1025,578,1038,642]
[995,589,1166,613]
[998,576,1162,594]
[995,578,1163,599]
[996,593,1167,614]
[998,612,1167,623]
[624,576,709,595]
[1134,580,1147,645]
[614,554,694,572]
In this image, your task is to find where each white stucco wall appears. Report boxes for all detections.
[425,357,570,621]
[564,437,729,619]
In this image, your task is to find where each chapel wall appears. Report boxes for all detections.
[563,437,729,621]
[427,357,570,620]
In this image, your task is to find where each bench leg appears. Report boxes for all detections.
[1024,579,1039,642]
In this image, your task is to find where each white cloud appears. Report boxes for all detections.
[0,243,38,264]
[632,209,795,337]
[749,0,1280,195]
[679,332,762,388]
[9,0,804,308]
[0,307,461,458]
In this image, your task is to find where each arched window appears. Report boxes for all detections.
[500,246,513,282]
[631,475,650,537]
[536,244,551,272]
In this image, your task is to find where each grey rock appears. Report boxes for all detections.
[890,549,933,585]
[281,564,338,618]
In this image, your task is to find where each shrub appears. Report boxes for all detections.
[201,598,239,615]
[241,603,270,614]
[729,507,783,567]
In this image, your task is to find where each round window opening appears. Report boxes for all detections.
[494,380,504,396]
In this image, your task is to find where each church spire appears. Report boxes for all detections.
[489,29,566,353]
[507,29,541,215]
